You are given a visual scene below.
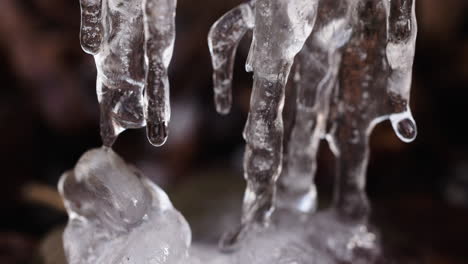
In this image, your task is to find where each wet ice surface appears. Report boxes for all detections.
[65,0,419,262]
[59,148,386,264]
[59,148,190,264]
[210,0,320,249]
[80,0,176,147]
[209,0,418,249]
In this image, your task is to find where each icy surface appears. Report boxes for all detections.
[209,0,418,249]
[58,148,190,264]
[187,210,382,264]
[235,210,382,264]
[58,148,387,264]
[79,0,176,147]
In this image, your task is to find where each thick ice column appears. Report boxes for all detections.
[143,0,177,146]
[236,0,318,245]
[208,0,318,250]
[330,0,418,220]
[208,2,255,115]
[92,0,147,147]
[277,0,352,214]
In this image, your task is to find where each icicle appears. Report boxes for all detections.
[208,1,255,115]
[79,0,104,55]
[80,0,177,147]
[328,0,418,220]
[277,0,352,214]
[91,0,147,147]
[210,0,319,250]
[143,0,177,146]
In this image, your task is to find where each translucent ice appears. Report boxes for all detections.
[209,0,319,249]
[79,0,176,147]
[58,148,190,264]
[210,0,418,250]
[328,0,418,220]
[278,0,352,214]
[208,1,255,115]
[279,0,418,221]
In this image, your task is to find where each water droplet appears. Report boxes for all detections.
[396,118,417,142]
[390,112,417,143]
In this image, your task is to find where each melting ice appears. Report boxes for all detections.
[79,0,176,147]
[63,0,420,263]
[209,0,418,251]
[59,149,384,264]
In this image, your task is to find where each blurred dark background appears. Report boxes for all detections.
[1,0,468,263]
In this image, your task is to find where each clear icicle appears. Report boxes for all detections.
[209,0,319,250]
[143,0,177,146]
[79,0,104,55]
[327,0,418,220]
[91,0,146,147]
[386,0,418,143]
[277,0,352,214]
[79,0,177,147]
[208,1,255,115]
[208,0,418,253]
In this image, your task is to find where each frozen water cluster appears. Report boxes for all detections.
[209,0,417,249]
[62,0,419,263]
[79,0,176,147]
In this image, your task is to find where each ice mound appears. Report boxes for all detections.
[58,147,190,264]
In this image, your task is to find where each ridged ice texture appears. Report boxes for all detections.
[327,0,418,220]
[58,148,190,264]
[209,0,418,249]
[209,0,319,250]
[278,0,418,220]
[79,0,176,147]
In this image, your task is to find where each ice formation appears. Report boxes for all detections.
[58,148,381,264]
[210,0,320,249]
[209,0,418,249]
[59,148,191,264]
[62,0,420,263]
[79,0,177,147]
